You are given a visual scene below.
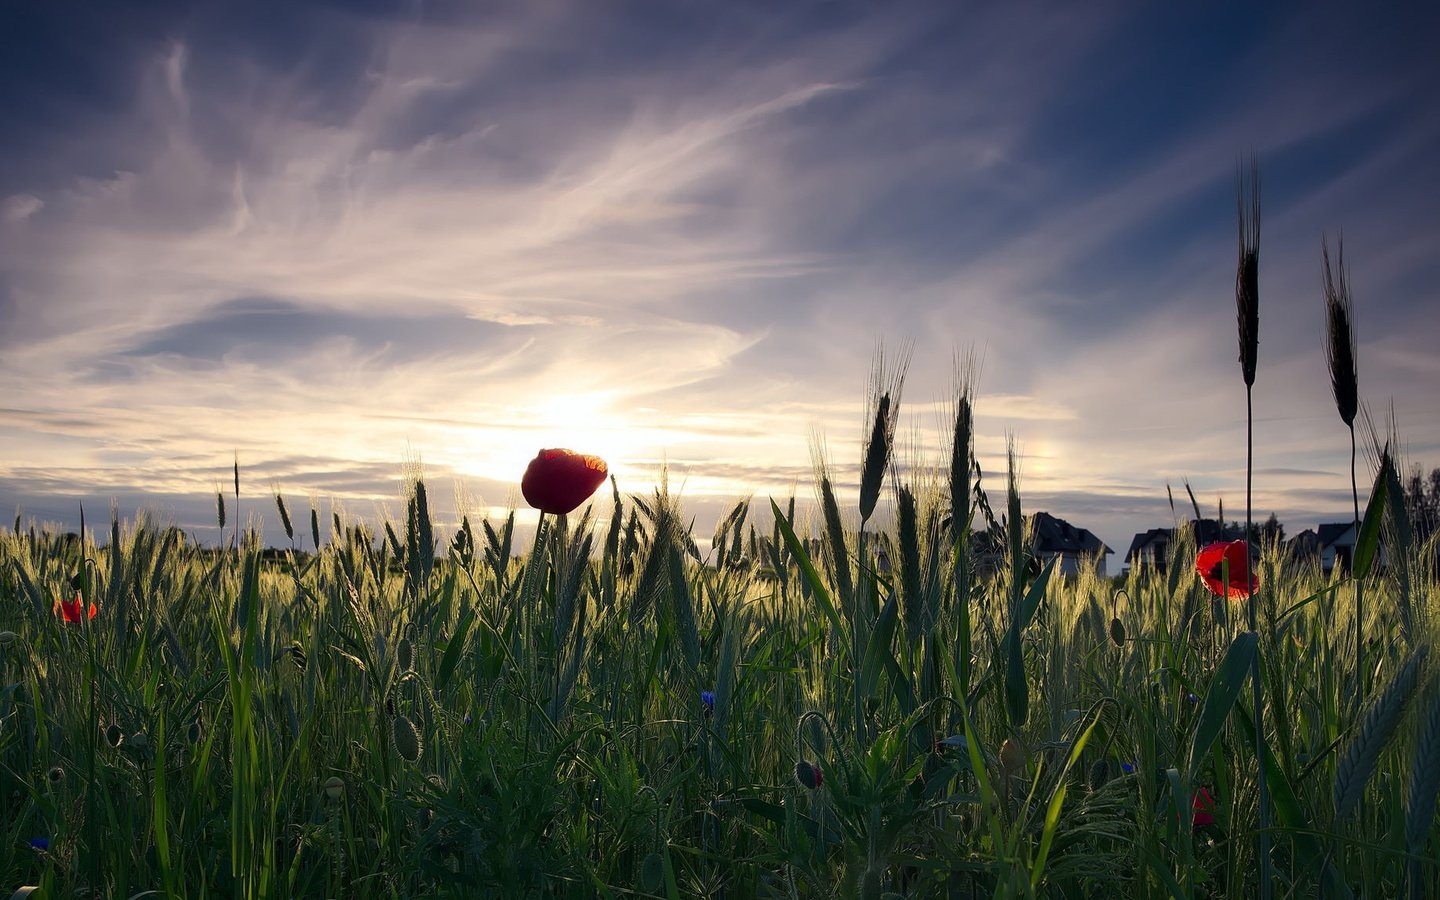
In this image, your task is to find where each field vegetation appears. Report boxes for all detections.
[1,403,1437,898]
[3,168,1439,898]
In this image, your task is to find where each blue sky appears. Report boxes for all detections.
[2,0,1438,559]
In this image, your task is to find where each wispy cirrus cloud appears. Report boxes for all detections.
[1,0,1437,555]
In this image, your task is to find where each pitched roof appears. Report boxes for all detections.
[1286,528,1320,555]
[1317,522,1356,547]
[1126,527,1171,560]
[1028,511,1111,556]
[1124,519,1243,560]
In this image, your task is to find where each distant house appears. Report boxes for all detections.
[1285,528,1321,563]
[1028,511,1112,576]
[956,512,1110,577]
[1287,521,1369,574]
[1317,522,1358,574]
[1126,519,1243,575]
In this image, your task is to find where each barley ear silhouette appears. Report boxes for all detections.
[1323,234,1365,713]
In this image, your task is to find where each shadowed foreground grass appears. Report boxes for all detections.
[1,455,1437,898]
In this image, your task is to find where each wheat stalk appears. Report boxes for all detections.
[1405,681,1440,900]
[858,343,910,525]
[1334,647,1427,821]
[1235,156,1270,896]
[274,492,294,545]
[1323,234,1367,716]
[1323,236,1359,428]
[1236,162,1260,389]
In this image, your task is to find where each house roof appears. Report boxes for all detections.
[1317,522,1356,547]
[1124,519,1243,560]
[1126,527,1171,560]
[1028,511,1111,556]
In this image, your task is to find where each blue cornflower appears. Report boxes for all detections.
[29,837,49,851]
[700,691,715,716]
[463,712,473,726]
[1120,761,1136,774]
[1186,692,1199,704]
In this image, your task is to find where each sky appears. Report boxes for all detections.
[2,0,1438,562]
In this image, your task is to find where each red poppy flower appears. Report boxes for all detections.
[1196,540,1255,600]
[521,449,608,516]
[56,593,97,622]
[1192,786,1217,827]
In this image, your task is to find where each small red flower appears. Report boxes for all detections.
[1196,541,1255,600]
[521,449,608,516]
[1192,786,1217,827]
[56,593,97,622]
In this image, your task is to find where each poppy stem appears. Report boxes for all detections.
[552,511,568,733]
[524,510,545,756]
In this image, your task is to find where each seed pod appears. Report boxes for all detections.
[639,852,664,892]
[397,638,413,673]
[392,714,422,763]
[323,776,345,800]
[1109,617,1126,646]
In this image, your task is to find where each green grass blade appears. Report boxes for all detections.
[436,605,475,693]
[1354,452,1390,579]
[1187,631,1258,782]
[1030,705,1102,889]
[771,498,846,643]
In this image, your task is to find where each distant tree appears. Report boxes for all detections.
[1219,517,1280,545]
[1404,465,1440,542]
[1260,512,1285,546]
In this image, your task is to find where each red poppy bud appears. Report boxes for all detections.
[521,449,608,516]
[1195,541,1255,600]
[794,760,823,790]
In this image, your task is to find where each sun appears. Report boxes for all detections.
[531,392,633,467]
[454,391,642,494]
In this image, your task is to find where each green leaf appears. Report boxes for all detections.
[1030,705,1102,888]
[1004,627,1028,728]
[771,498,847,645]
[737,798,821,840]
[1354,451,1390,579]
[1233,703,1354,899]
[1187,631,1258,782]
[1002,555,1056,729]
[860,593,900,702]
[1016,554,1058,634]
[436,606,475,693]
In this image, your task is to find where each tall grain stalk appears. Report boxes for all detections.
[1322,236,1361,707]
[855,344,907,737]
[949,354,977,702]
[1236,159,1271,896]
